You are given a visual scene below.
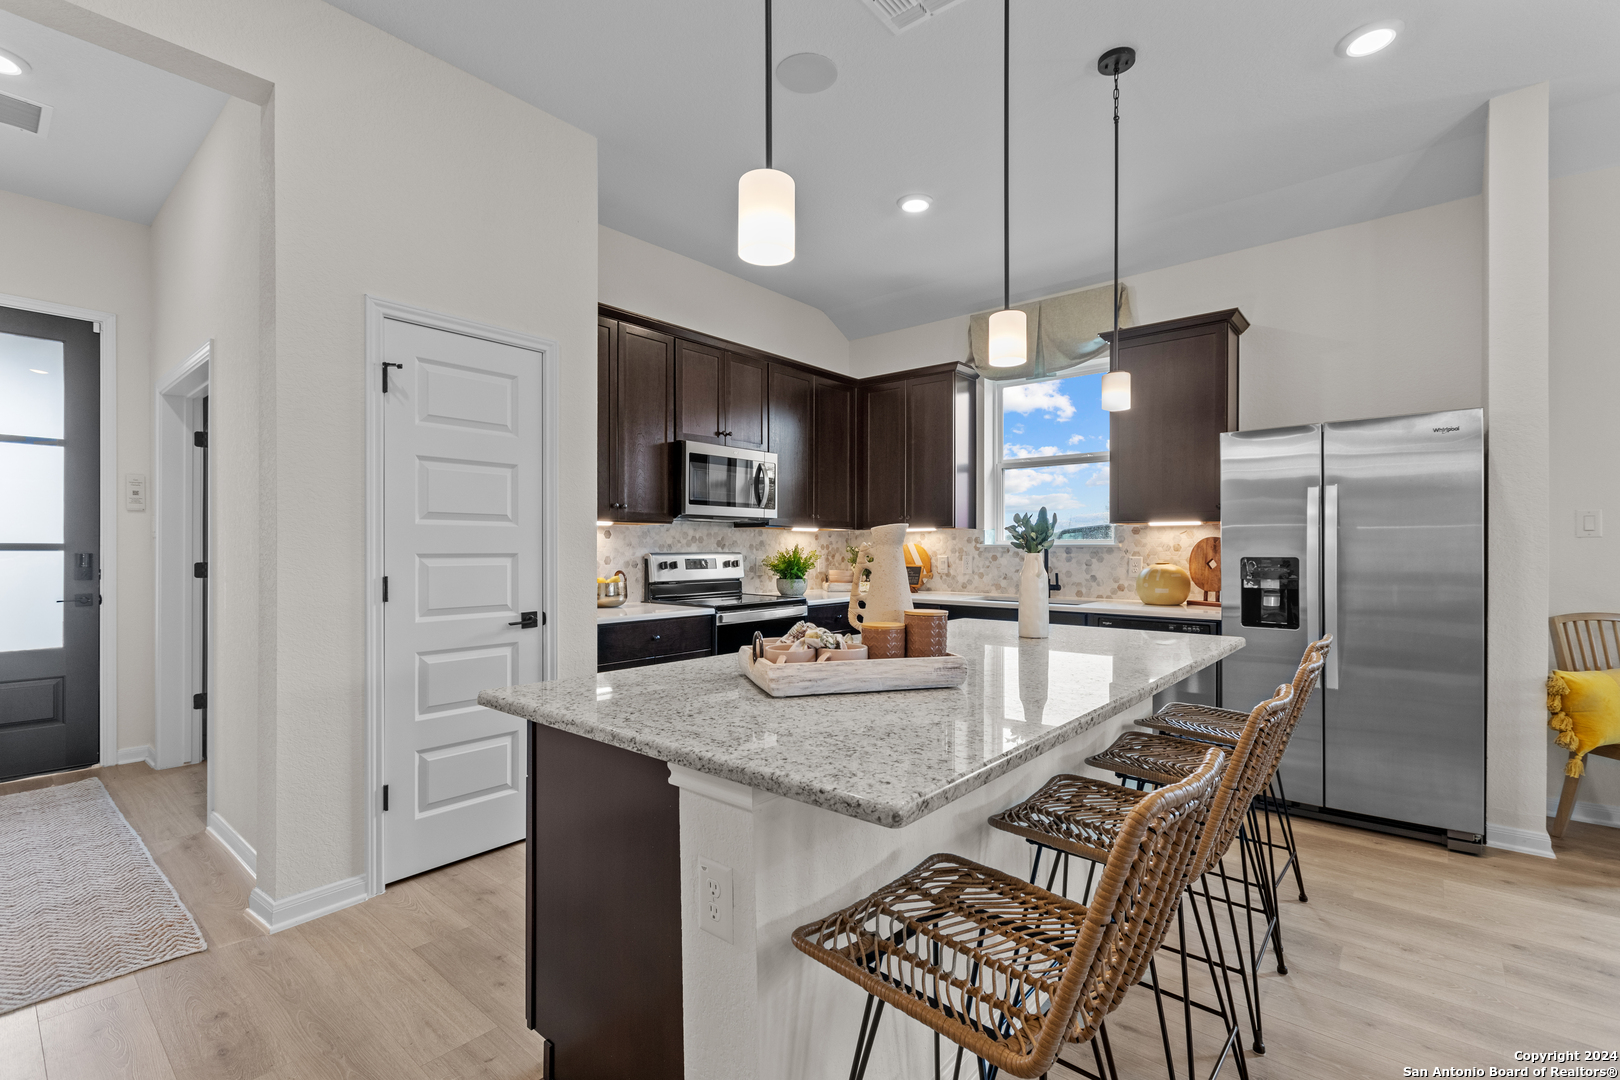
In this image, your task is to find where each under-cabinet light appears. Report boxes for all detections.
[906,526,938,533]
[791,526,819,532]
[596,520,613,527]
[1147,520,1202,527]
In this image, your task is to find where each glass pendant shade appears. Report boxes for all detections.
[987,308,1027,367]
[1100,369,1132,411]
[738,168,796,266]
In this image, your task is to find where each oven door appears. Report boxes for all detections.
[714,605,808,654]
[679,442,777,520]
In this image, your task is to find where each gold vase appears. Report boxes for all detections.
[1136,562,1192,606]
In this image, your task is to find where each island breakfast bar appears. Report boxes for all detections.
[478,619,1243,1080]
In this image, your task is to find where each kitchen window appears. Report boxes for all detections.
[984,356,1115,545]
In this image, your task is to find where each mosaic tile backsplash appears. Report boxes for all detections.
[597,521,1222,602]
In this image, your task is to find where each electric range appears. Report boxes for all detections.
[645,551,809,653]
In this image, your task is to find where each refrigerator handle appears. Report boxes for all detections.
[1323,483,1340,689]
[1306,485,1321,649]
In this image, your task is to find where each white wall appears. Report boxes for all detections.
[150,96,263,852]
[1548,163,1620,818]
[849,195,1486,430]
[600,225,850,375]
[1483,83,1553,856]
[0,188,153,756]
[27,0,600,904]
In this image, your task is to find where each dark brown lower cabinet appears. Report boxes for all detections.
[528,725,683,1080]
[597,615,713,671]
[1105,309,1246,524]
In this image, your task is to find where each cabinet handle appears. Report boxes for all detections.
[651,634,662,641]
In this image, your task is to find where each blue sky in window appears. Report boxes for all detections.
[1002,373,1111,530]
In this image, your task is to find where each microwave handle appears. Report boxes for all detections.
[754,463,766,506]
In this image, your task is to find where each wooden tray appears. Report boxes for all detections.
[737,647,967,698]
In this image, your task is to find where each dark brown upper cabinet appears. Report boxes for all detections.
[811,376,855,529]
[858,364,977,529]
[1105,309,1246,524]
[767,363,814,525]
[602,320,676,522]
[675,340,768,451]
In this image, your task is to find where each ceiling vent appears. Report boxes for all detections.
[0,91,51,137]
[857,0,971,35]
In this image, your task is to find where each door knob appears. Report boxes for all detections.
[508,611,539,629]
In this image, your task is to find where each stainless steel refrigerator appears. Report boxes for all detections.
[1220,409,1485,847]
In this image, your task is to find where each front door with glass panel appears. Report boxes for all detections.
[0,308,100,781]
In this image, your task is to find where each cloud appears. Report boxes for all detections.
[1085,464,1110,487]
[1068,434,1083,446]
[1011,424,1023,435]
[1003,382,1076,421]
[1003,444,1063,459]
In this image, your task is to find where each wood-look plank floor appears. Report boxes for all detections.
[3,761,1617,1078]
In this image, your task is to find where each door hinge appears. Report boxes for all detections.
[542,611,547,625]
[193,562,207,578]
[193,431,208,448]
[382,784,389,812]
[382,576,389,602]
[192,692,207,709]
[382,362,404,392]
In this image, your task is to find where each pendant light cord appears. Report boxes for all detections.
[765,0,774,169]
[1112,70,1120,356]
[1003,0,1011,312]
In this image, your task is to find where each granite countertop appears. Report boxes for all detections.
[596,602,715,624]
[481,619,1243,828]
[907,591,1223,623]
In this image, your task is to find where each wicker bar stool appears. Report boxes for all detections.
[1139,637,1334,909]
[792,746,1227,1080]
[1079,651,1326,1056]
[990,682,1296,1078]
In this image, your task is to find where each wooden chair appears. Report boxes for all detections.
[1548,613,1620,838]
[793,747,1227,1080]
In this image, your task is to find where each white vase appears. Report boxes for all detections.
[849,523,912,630]
[1018,552,1050,638]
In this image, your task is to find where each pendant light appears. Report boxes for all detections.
[738,0,795,266]
[987,0,1025,367]
[1098,45,1135,411]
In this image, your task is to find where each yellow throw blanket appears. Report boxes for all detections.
[1546,669,1620,777]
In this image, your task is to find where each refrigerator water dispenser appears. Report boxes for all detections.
[1239,556,1299,629]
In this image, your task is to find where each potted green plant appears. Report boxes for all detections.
[1006,507,1057,638]
[764,544,819,597]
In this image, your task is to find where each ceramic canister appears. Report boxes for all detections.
[861,622,907,660]
[904,609,949,657]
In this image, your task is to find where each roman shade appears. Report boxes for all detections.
[968,283,1134,380]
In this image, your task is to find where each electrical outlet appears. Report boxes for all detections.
[1576,509,1604,538]
[1129,556,1143,577]
[696,858,733,943]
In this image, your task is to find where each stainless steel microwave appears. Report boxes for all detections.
[677,442,777,521]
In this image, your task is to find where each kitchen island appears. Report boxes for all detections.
[479,618,1242,1080]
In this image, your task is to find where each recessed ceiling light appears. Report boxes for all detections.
[898,194,932,214]
[0,47,30,76]
[1336,20,1402,58]
[776,52,838,94]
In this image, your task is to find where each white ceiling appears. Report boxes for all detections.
[325,0,1620,340]
[0,8,226,225]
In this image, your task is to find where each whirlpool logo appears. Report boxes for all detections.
[1432,425,1461,434]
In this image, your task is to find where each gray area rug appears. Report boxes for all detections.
[0,778,206,1014]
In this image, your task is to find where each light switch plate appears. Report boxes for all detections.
[696,858,733,943]
[1577,509,1603,538]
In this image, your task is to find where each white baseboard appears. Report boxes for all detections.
[1546,796,1620,828]
[206,810,257,878]
[1486,822,1557,859]
[115,745,155,768]
[247,875,368,934]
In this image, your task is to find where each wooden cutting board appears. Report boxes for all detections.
[1189,536,1221,596]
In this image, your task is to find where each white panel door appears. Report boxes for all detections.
[383,318,540,882]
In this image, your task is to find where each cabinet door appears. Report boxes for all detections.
[723,353,769,451]
[768,363,813,525]
[617,325,676,521]
[1108,321,1235,523]
[597,317,616,518]
[674,339,724,444]
[905,373,956,527]
[812,377,855,528]
[859,382,907,527]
